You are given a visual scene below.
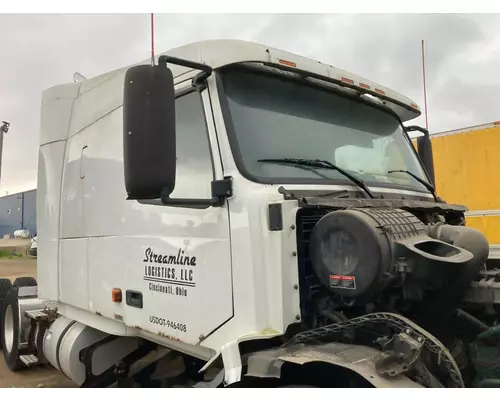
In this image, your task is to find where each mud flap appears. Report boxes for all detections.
[245,342,424,388]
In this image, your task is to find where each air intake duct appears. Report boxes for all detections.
[419,223,489,340]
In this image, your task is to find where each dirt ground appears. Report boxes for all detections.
[0,258,77,388]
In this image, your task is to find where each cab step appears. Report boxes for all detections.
[20,354,39,367]
[25,309,54,321]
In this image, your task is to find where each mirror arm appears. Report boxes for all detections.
[192,71,211,90]
[160,177,233,208]
[159,195,224,207]
[158,55,213,90]
[406,125,429,136]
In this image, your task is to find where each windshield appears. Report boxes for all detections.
[219,67,430,192]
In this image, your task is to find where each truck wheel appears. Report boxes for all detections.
[0,279,13,350]
[12,277,37,288]
[0,278,12,308]
[1,287,23,371]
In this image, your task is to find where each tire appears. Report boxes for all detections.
[0,279,13,350]
[0,278,12,307]
[12,277,37,288]
[1,287,24,371]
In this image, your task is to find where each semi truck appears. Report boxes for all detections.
[0,39,499,388]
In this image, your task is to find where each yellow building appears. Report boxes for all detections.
[416,121,500,259]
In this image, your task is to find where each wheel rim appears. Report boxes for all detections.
[4,304,14,353]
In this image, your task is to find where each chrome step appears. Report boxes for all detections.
[20,354,39,367]
[25,309,50,320]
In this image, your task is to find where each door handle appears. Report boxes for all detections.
[80,146,88,179]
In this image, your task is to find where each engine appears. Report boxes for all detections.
[295,206,490,334]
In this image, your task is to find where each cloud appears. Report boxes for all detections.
[0,13,499,193]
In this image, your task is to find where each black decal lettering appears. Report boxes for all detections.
[143,248,196,268]
[143,247,151,262]
[171,268,176,279]
[189,270,193,281]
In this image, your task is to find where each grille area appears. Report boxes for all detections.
[295,207,330,320]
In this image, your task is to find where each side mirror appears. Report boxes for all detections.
[123,62,176,200]
[406,125,435,187]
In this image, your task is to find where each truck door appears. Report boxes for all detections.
[84,80,233,345]
[136,85,234,343]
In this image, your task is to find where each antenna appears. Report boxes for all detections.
[151,13,155,66]
[421,40,429,131]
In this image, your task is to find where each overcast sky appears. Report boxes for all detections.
[1,13,499,194]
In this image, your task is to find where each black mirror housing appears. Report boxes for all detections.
[407,125,435,188]
[123,63,176,200]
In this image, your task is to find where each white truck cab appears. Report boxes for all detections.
[1,39,496,388]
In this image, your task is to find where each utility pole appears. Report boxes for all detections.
[0,121,10,186]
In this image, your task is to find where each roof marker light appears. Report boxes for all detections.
[375,88,385,95]
[278,59,296,68]
[341,77,354,84]
[359,83,370,89]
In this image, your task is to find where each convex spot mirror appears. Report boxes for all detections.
[123,62,176,200]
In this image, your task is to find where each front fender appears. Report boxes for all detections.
[245,342,423,388]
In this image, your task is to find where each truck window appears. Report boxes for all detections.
[220,67,429,193]
[334,137,413,186]
[169,91,214,199]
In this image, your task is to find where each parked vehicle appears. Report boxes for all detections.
[1,39,498,388]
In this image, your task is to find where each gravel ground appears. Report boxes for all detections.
[0,258,77,388]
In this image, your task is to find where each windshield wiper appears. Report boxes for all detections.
[258,158,376,199]
[387,169,439,202]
